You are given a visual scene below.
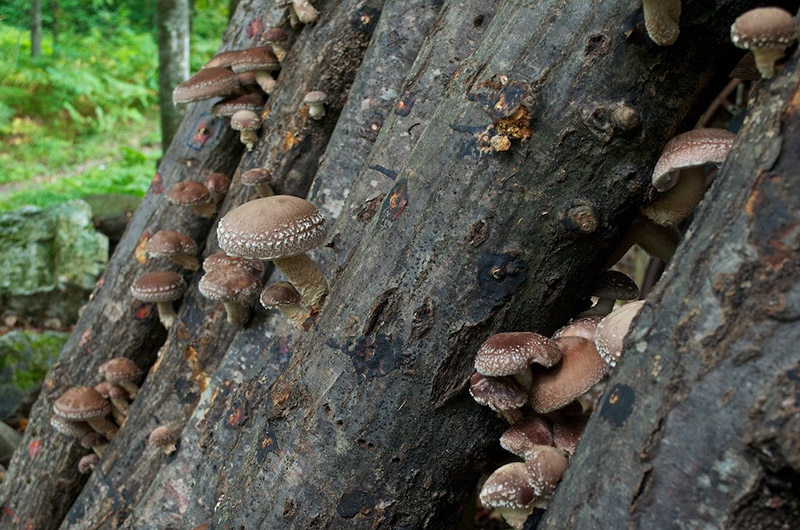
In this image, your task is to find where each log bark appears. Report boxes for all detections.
[178,1,768,528]
[541,42,800,530]
[158,0,191,148]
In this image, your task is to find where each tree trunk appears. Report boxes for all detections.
[51,1,59,51]
[173,1,770,528]
[30,0,42,57]
[158,0,191,149]
[541,44,800,530]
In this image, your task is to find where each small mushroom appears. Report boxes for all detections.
[261,27,289,61]
[731,7,798,79]
[172,67,241,104]
[166,180,216,218]
[131,271,187,329]
[146,230,200,271]
[241,168,275,198]
[206,172,231,205]
[80,432,109,457]
[99,357,143,399]
[641,0,681,46]
[203,251,265,279]
[500,415,554,459]
[78,453,101,474]
[479,462,537,529]
[641,129,736,227]
[217,195,328,311]
[475,332,562,390]
[230,47,280,94]
[303,91,327,120]
[577,271,639,318]
[260,281,309,330]
[211,93,265,118]
[231,109,261,151]
[524,445,569,497]
[279,0,318,26]
[595,300,646,368]
[53,386,117,439]
[149,424,180,455]
[94,382,130,426]
[469,372,527,424]
[552,410,590,456]
[198,265,261,326]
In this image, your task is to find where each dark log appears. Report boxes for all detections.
[182,1,772,528]
[541,43,800,530]
[127,0,445,526]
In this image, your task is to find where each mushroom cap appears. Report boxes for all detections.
[230,109,261,131]
[206,172,231,195]
[261,27,288,43]
[303,90,327,104]
[592,271,639,300]
[468,373,527,412]
[146,230,198,259]
[475,332,562,377]
[500,416,554,458]
[595,300,646,367]
[149,425,178,448]
[100,357,143,384]
[217,195,327,260]
[552,410,590,456]
[211,93,264,117]
[203,50,242,69]
[552,316,601,342]
[203,251,265,277]
[131,271,187,303]
[80,432,108,450]
[260,281,302,309]
[241,168,273,186]
[78,453,101,474]
[53,386,111,421]
[198,265,261,305]
[652,129,736,192]
[230,47,280,73]
[50,415,92,437]
[166,180,211,206]
[479,462,536,510]
[172,67,240,104]
[731,7,798,50]
[529,337,608,414]
[94,382,128,400]
[524,445,569,497]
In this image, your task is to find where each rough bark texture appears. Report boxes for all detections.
[30,0,42,57]
[183,1,769,528]
[158,0,191,149]
[127,0,444,526]
[542,43,800,530]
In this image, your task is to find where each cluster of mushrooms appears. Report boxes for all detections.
[473,6,798,527]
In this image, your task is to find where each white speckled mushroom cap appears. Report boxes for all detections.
[652,129,735,192]
[303,90,328,104]
[53,386,111,421]
[500,416,554,458]
[217,195,327,260]
[230,110,261,131]
[595,300,646,367]
[146,230,198,258]
[524,445,569,497]
[166,181,211,206]
[198,265,261,305]
[469,373,527,412]
[172,67,240,104]
[230,47,280,73]
[100,357,143,384]
[260,281,302,309]
[731,7,798,49]
[149,425,179,448]
[50,415,93,437]
[475,332,562,377]
[479,462,535,510]
[592,271,639,300]
[130,271,187,303]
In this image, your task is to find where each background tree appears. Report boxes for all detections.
[30,0,42,57]
[157,0,190,149]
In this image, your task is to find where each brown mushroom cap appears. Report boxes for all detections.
[217,195,327,260]
[241,168,273,186]
[203,50,242,69]
[199,265,261,305]
[230,47,280,73]
[131,271,186,303]
[475,332,562,377]
[529,337,608,414]
[211,93,264,117]
[595,300,646,367]
[552,316,602,342]
[479,462,536,510]
[172,67,240,104]
[94,381,128,400]
[166,181,211,207]
[206,172,231,196]
[469,373,527,412]
[53,387,110,421]
[261,28,288,43]
[149,425,179,454]
[731,8,797,50]
[80,432,109,451]
[50,415,92,437]
[553,410,590,456]
[100,357,143,385]
[303,90,327,104]
[500,416,554,458]
[78,453,101,474]
[592,271,639,300]
[524,445,569,497]
[203,251,265,278]
[146,230,198,259]
[230,109,261,131]
[651,129,735,192]
[260,281,302,309]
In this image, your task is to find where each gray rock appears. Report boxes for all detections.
[0,200,108,324]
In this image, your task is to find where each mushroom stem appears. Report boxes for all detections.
[119,381,140,399]
[512,368,533,392]
[291,0,318,24]
[254,71,277,94]
[499,409,524,425]
[223,301,251,326]
[109,399,129,426]
[156,301,178,329]
[272,253,328,312]
[603,215,679,269]
[497,507,535,530]
[239,129,259,151]
[279,305,312,330]
[171,253,201,271]
[287,7,300,28]
[307,101,326,120]
[87,417,118,439]
[640,166,707,226]
[271,43,287,62]
[752,46,785,79]
[190,201,217,218]
[255,183,275,198]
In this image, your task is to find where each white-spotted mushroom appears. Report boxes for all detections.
[53,386,117,439]
[172,67,240,104]
[595,299,646,368]
[166,181,216,218]
[260,281,309,330]
[198,264,261,326]
[475,332,562,391]
[731,7,798,79]
[479,462,538,529]
[130,271,187,329]
[231,109,261,151]
[146,230,200,271]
